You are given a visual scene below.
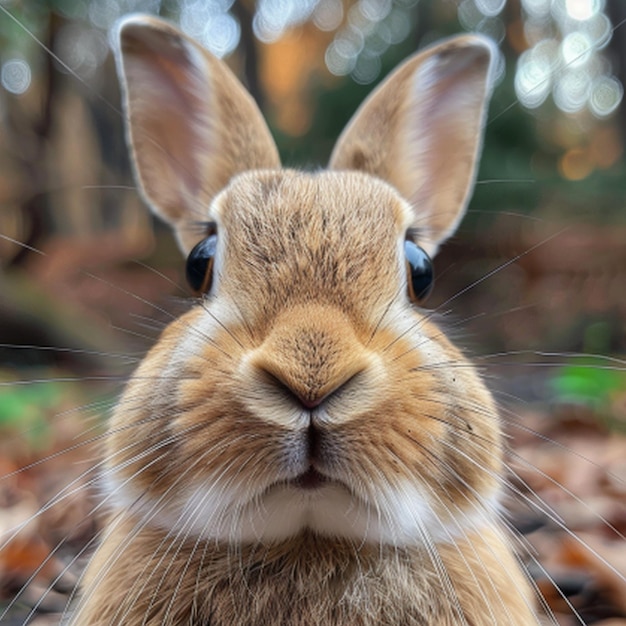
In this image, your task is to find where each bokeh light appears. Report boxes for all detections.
[515,45,554,109]
[475,0,506,18]
[312,0,343,31]
[561,31,593,68]
[521,0,551,19]
[253,0,318,43]
[325,0,418,83]
[56,23,109,79]
[554,68,592,113]
[180,1,240,58]
[1,58,31,95]
[564,0,602,22]
[1,0,621,114]
[589,75,623,117]
[501,0,622,118]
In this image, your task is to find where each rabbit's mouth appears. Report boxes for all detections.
[289,467,329,490]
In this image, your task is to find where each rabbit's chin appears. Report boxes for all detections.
[104,473,502,547]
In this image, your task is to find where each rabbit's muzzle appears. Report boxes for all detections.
[248,303,374,417]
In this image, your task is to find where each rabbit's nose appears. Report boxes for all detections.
[250,304,370,411]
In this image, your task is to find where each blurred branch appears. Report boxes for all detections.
[8,9,61,268]
[607,0,626,151]
[414,0,433,47]
[232,0,264,111]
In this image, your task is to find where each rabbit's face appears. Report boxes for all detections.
[106,17,497,548]
[106,169,502,547]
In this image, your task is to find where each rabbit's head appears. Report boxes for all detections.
[107,15,498,548]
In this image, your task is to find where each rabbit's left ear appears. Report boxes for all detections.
[329,35,495,257]
[115,15,281,253]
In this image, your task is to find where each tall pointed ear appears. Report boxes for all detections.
[114,15,281,253]
[329,35,495,257]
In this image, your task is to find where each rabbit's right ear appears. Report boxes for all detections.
[115,15,280,253]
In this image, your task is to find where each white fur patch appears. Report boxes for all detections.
[104,469,501,547]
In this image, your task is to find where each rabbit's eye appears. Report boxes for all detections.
[404,240,433,302]
[186,234,217,294]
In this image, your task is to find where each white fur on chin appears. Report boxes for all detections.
[104,472,501,547]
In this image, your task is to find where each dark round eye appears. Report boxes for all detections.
[186,234,217,294]
[404,240,433,302]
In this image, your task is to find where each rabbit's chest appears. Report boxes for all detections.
[73,518,538,625]
[192,551,456,626]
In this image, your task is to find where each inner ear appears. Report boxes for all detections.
[329,35,495,257]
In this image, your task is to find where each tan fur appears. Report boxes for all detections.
[69,16,539,625]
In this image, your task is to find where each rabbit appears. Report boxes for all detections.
[67,14,540,626]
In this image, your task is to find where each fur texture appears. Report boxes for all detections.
[73,522,534,625]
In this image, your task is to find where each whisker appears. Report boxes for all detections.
[0,343,140,363]
[0,5,122,115]
[435,228,572,312]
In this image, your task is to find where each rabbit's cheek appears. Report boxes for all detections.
[361,318,504,513]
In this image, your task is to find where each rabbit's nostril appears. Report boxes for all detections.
[259,365,362,413]
[260,368,327,410]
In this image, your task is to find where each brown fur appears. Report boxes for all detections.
[68,16,540,625]
[74,519,534,625]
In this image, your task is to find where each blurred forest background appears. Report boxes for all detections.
[0,0,624,401]
[0,0,625,402]
[0,0,626,624]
